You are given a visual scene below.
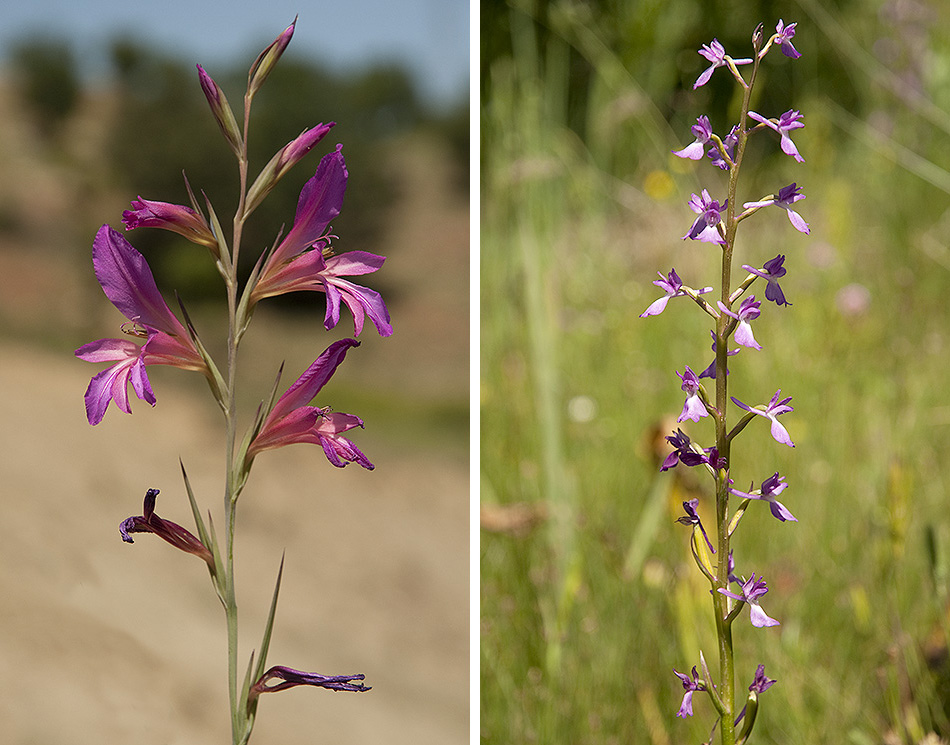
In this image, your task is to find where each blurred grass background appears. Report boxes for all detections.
[481,0,950,743]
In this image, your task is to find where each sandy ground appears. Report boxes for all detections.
[0,127,470,743]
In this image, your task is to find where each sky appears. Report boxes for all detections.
[0,0,470,109]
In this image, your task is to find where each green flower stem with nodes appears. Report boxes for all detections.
[648,20,804,745]
[712,47,763,745]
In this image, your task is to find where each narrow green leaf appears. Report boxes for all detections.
[255,554,285,682]
[179,460,211,551]
[201,192,232,278]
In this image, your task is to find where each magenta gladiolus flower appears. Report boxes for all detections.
[247,338,373,469]
[119,488,215,571]
[122,197,218,251]
[75,225,209,425]
[251,145,392,337]
[248,666,369,703]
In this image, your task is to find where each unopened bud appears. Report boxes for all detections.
[197,65,243,156]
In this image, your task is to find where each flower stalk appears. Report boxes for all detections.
[78,21,387,744]
[649,20,805,744]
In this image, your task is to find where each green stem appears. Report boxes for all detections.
[714,53,761,745]
[224,92,253,745]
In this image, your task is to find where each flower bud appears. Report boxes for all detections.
[245,123,335,215]
[123,197,219,255]
[248,17,296,97]
[197,64,243,156]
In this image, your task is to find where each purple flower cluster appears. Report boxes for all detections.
[77,94,390,471]
[644,21,808,729]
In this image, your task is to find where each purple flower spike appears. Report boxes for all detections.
[717,296,762,350]
[249,665,370,703]
[732,389,795,447]
[730,472,797,522]
[672,116,713,160]
[660,428,709,471]
[748,109,805,163]
[698,330,739,379]
[718,573,780,627]
[677,498,716,554]
[119,488,215,571]
[743,183,809,234]
[640,268,712,317]
[673,666,705,718]
[251,145,392,336]
[248,339,374,469]
[774,20,801,59]
[683,190,727,244]
[676,366,709,423]
[693,39,752,89]
[742,254,791,306]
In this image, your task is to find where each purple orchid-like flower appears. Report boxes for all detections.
[672,115,713,160]
[640,268,712,317]
[683,190,727,244]
[748,109,805,163]
[743,183,809,234]
[717,296,762,350]
[677,498,715,554]
[660,429,709,471]
[119,488,215,571]
[730,472,797,522]
[774,20,801,59]
[742,254,791,306]
[247,338,373,469]
[250,145,392,337]
[122,197,218,251]
[718,573,780,627]
[749,664,777,694]
[248,666,370,704]
[673,666,705,718]
[708,124,739,170]
[698,330,739,379]
[735,663,777,726]
[75,225,211,425]
[732,389,795,447]
[676,366,709,423]
[693,39,752,89]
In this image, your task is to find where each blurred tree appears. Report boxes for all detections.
[9,35,80,141]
